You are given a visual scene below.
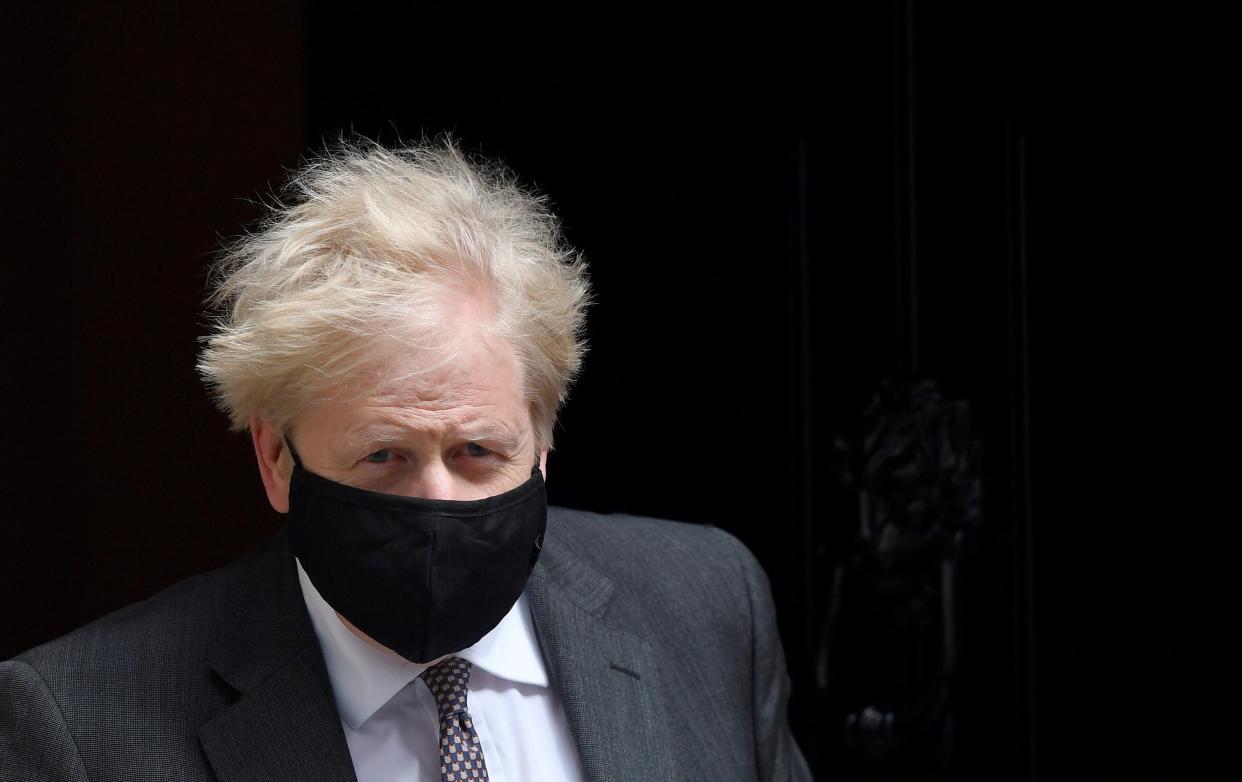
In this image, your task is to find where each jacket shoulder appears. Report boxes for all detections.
[541,507,806,778]
[9,535,281,721]
[545,505,766,633]
[17,555,234,677]
[547,505,760,583]
[3,534,294,780]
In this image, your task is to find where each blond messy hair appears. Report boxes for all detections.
[197,139,591,447]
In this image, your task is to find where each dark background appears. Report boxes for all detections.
[3,2,1235,779]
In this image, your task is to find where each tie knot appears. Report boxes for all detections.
[420,656,473,719]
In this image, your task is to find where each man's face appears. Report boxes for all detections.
[254,320,541,510]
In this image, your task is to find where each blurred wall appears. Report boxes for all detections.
[2,0,303,657]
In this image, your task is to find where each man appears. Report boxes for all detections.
[1,141,811,781]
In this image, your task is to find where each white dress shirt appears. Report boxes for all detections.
[296,561,585,782]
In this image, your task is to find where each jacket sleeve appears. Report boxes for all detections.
[711,528,814,782]
[0,660,89,782]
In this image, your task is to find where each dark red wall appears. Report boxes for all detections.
[3,1,303,658]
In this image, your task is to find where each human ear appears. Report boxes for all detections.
[250,416,292,514]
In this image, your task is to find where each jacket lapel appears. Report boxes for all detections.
[199,531,357,782]
[527,514,675,782]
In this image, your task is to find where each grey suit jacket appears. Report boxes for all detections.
[1,507,811,781]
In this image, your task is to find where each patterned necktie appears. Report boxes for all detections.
[420,657,491,781]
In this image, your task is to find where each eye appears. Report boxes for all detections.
[463,442,490,458]
[364,449,393,464]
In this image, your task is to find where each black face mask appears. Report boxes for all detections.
[284,440,547,663]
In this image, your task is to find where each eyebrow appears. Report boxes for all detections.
[455,425,526,451]
[347,421,528,453]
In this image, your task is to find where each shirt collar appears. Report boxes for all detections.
[296,559,549,730]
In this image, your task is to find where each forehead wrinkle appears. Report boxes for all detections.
[368,349,507,409]
[362,402,478,434]
[342,401,527,445]
[368,381,486,412]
